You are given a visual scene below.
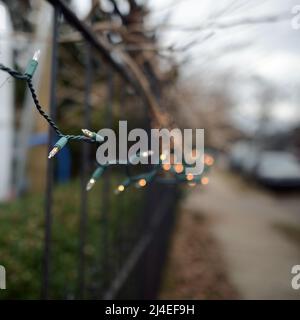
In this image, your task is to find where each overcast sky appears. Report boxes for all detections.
[148,0,300,79]
[74,0,300,130]
[147,0,300,130]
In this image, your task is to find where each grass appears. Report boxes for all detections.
[0,176,145,299]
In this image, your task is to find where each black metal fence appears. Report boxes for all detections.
[41,0,178,300]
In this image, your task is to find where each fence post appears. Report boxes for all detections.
[77,42,92,299]
[99,67,114,296]
[41,5,59,300]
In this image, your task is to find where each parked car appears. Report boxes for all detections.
[240,145,260,177]
[229,142,250,172]
[255,151,300,188]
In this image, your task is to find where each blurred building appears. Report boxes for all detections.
[0,1,13,200]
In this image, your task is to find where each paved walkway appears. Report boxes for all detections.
[184,169,300,299]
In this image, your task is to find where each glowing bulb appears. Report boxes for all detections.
[86,178,96,191]
[86,166,105,191]
[118,185,125,192]
[82,129,94,138]
[48,137,68,159]
[174,164,184,174]
[160,154,167,161]
[204,154,214,166]
[48,146,60,159]
[141,150,153,157]
[138,179,147,187]
[201,176,209,185]
[162,164,171,171]
[82,129,104,142]
[25,50,41,77]
[33,50,41,62]
[186,173,194,181]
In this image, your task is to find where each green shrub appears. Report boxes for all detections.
[0,176,145,299]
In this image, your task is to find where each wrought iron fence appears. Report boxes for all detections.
[40,0,179,300]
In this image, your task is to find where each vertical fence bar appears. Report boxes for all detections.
[39,1,179,300]
[99,67,114,296]
[78,42,92,299]
[41,5,59,300]
[117,84,126,271]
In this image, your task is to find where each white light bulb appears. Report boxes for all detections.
[86,178,96,191]
[33,50,41,62]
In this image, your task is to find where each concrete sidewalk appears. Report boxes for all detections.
[184,169,300,299]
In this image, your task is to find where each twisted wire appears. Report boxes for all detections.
[0,64,91,143]
[0,63,207,188]
[0,64,28,80]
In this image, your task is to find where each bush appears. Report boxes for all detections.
[0,176,145,299]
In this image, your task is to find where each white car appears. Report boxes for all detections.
[229,142,259,176]
[255,151,300,188]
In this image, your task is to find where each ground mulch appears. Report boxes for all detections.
[160,209,239,299]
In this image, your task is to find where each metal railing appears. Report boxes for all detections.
[41,0,178,300]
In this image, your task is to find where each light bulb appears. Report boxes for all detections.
[138,179,147,187]
[82,129,93,138]
[81,129,104,142]
[86,166,105,191]
[204,154,214,166]
[160,154,167,161]
[141,150,153,157]
[33,50,41,61]
[174,164,184,174]
[48,146,60,159]
[118,185,125,192]
[201,176,209,185]
[186,173,194,181]
[162,164,171,171]
[25,49,41,77]
[86,178,96,191]
[48,136,68,159]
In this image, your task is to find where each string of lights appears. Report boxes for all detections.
[0,51,213,194]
